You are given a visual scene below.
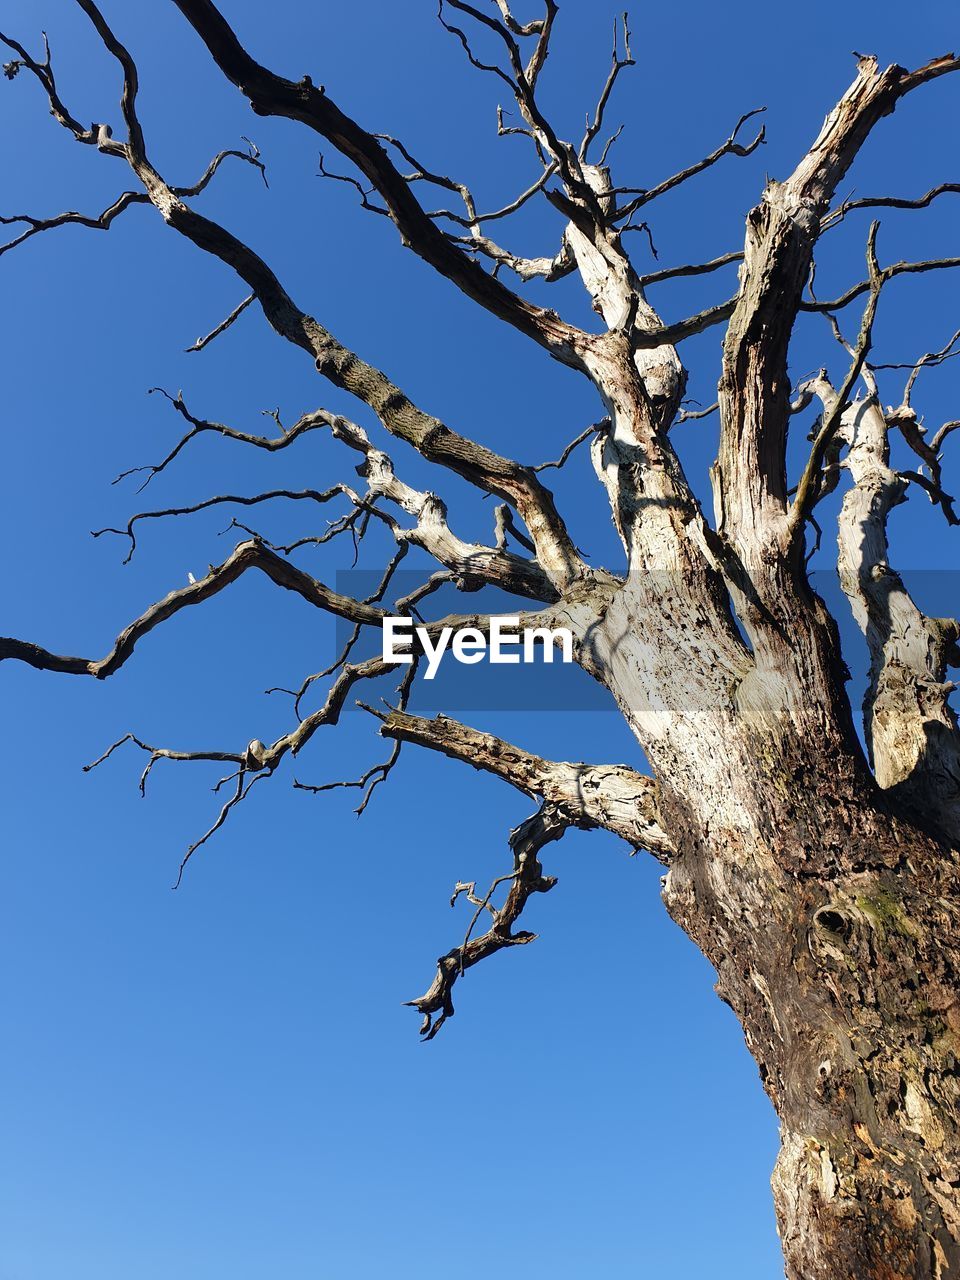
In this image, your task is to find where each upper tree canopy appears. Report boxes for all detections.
[2,0,957,1003]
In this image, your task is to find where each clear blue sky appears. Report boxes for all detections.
[1,2,958,1277]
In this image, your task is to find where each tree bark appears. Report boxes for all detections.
[683,787,959,1280]
[600,621,960,1279]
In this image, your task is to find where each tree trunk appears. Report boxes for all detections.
[572,534,960,1278]
[659,724,960,1279]
[565,133,960,1269]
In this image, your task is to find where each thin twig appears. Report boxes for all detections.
[185,293,254,352]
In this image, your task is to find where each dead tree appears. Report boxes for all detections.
[2,4,960,1276]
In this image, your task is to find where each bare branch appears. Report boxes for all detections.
[933,420,960,454]
[92,486,348,563]
[580,13,635,161]
[800,254,960,315]
[715,52,960,563]
[898,469,959,526]
[185,293,254,352]
[637,250,743,288]
[175,138,268,195]
[81,730,261,884]
[293,738,402,814]
[872,326,960,403]
[441,0,595,211]
[823,180,960,230]
[78,650,414,880]
[0,28,110,149]
[172,0,589,364]
[117,389,558,601]
[173,769,271,888]
[518,0,558,88]
[115,391,327,489]
[805,367,960,841]
[0,190,146,257]
[423,161,558,228]
[293,666,417,814]
[372,131,478,214]
[370,706,674,857]
[0,144,264,264]
[533,419,608,471]
[75,0,146,160]
[449,228,575,283]
[404,803,569,1039]
[395,570,458,616]
[4,0,591,621]
[631,296,738,348]
[79,652,400,883]
[612,109,766,222]
[496,102,542,149]
[317,151,389,217]
[0,539,388,680]
[321,412,559,600]
[674,401,720,427]
[493,503,536,554]
[83,732,243,788]
[437,0,516,93]
[790,223,884,538]
[61,590,595,883]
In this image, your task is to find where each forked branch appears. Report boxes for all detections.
[405,802,569,1039]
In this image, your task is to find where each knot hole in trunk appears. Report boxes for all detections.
[812,905,853,943]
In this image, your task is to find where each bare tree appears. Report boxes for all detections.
[3,3,960,1275]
